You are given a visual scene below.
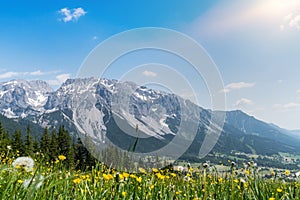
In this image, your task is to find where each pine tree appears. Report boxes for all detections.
[0,122,11,152]
[57,126,70,157]
[24,124,33,156]
[40,127,50,158]
[49,127,59,161]
[13,130,24,155]
[84,135,96,166]
[74,138,89,169]
[32,138,39,154]
[67,144,75,169]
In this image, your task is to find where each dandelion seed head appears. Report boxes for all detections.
[12,157,34,172]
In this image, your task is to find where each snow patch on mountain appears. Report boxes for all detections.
[3,108,17,118]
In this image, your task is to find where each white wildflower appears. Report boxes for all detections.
[231,161,236,167]
[184,176,190,181]
[12,157,35,172]
[203,162,209,169]
[175,166,184,172]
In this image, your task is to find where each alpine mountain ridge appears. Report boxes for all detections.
[0,78,299,158]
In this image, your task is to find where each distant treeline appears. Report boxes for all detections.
[0,122,96,170]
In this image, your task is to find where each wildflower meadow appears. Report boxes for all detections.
[1,150,300,200]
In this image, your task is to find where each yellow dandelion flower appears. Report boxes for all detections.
[152,168,159,173]
[130,174,137,179]
[285,170,290,175]
[17,179,23,184]
[139,167,146,174]
[170,173,176,177]
[103,173,113,181]
[176,191,182,195]
[118,173,124,180]
[73,178,81,184]
[58,155,66,161]
[150,184,155,189]
[122,172,129,178]
[277,188,282,193]
[218,177,223,183]
[234,179,239,183]
[156,173,165,180]
[269,198,275,200]
[245,170,250,175]
[122,191,126,197]
[80,175,86,179]
[136,177,142,183]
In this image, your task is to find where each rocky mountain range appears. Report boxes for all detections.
[0,78,300,161]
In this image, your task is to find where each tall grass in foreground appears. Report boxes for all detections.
[0,154,300,200]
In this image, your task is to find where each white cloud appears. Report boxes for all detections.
[142,70,157,77]
[27,70,45,76]
[47,73,71,86]
[0,71,21,79]
[0,70,71,86]
[280,12,300,30]
[59,7,87,22]
[288,14,300,29]
[73,8,87,20]
[221,82,255,93]
[273,102,300,111]
[235,98,254,107]
[0,70,48,79]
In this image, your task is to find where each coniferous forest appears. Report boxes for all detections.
[0,122,96,170]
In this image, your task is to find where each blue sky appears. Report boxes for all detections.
[1,0,300,130]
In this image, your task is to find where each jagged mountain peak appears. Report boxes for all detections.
[0,79,53,91]
[0,79,54,118]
